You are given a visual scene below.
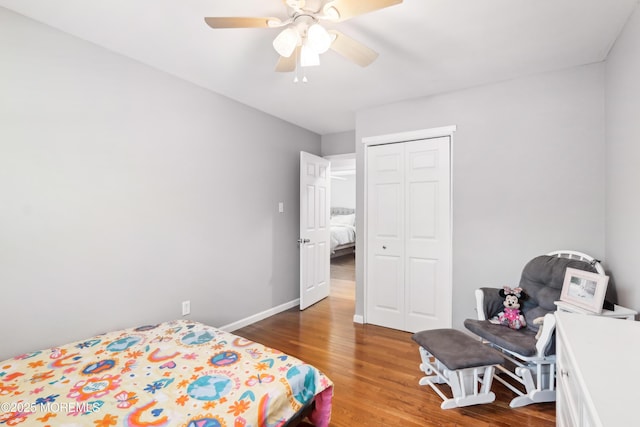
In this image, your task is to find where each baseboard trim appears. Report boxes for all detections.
[353,314,364,324]
[219,299,300,332]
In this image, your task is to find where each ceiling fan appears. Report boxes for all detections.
[204,0,403,73]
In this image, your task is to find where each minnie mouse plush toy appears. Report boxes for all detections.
[492,286,527,330]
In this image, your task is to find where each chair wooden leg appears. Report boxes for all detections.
[509,365,556,407]
[491,354,556,407]
[417,347,497,409]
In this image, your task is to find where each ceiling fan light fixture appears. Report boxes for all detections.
[300,44,320,67]
[205,0,401,73]
[273,27,300,58]
[307,23,332,54]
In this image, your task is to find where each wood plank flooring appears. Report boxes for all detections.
[236,254,555,426]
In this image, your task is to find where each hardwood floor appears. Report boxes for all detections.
[236,254,555,426]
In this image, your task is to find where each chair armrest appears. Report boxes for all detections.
[535,313,557,357]
[474,287,505,321]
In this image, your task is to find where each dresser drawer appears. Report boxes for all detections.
[557,332,581,426]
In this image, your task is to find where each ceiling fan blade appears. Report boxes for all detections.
[323,0,402,22]
[329,30,378,67]
[204,17,281,29]
[275,46,300,72]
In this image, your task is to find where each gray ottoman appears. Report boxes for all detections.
[412,329,504,409]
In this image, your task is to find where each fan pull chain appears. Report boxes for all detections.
[292,47,309,83]
[293,47,300,83]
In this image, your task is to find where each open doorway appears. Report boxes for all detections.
[326,153,356,300]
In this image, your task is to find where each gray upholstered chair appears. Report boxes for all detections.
[464,250,604,407]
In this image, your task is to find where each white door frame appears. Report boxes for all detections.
[361,125,456,326]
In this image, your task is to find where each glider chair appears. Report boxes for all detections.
[464,250,604,408]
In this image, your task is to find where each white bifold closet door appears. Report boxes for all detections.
[366,137,451,332]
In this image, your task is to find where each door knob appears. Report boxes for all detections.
[297,238,311,244]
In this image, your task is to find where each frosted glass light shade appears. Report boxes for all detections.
[307,24,332,54]
[273,28,300,57]
[300,44,320,67]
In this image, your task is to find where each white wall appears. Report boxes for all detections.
[605,5,640,314]
[355,65,606,329]
[321,130,355,156]
[331,175,356,209]
[323,131,356,211]
[0,8,320,360]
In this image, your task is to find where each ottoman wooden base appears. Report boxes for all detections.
[412,329,504,409]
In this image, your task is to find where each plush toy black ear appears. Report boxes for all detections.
[499,289,507,298]
[519,291,528,301]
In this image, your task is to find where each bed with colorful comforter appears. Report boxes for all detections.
[0,320,333,426]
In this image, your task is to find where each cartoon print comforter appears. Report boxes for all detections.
[0,320,333,426]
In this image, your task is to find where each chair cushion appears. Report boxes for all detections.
[464,319,541,357]
[519,255,597,332]
[479,287,509,320]
[412,329,504,370]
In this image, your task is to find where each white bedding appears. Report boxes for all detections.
[331,223,356,250]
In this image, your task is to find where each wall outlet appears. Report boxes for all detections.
[182,300,190,316]
[278,202,284,213]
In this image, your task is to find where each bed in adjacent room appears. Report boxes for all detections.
[0,320,332,426]
[330,207,355,258]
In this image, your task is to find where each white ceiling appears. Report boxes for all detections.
[1,0,637,135]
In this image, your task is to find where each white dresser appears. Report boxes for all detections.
[556,312,640,426]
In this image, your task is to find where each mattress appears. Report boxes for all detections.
[330,224,356,251]
[0,320,333,426]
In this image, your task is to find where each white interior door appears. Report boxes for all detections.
[366,143,405,330]
[404,138,451,332]
[366,137,451,332]
[299,152,331,310]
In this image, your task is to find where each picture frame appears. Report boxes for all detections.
[560,267,610,314]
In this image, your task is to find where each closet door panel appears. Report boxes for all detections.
[369,254,404,329]
[408,181,437,239]
[367,143,405,330]
[406,258,438,319]
[405,138,452,332]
